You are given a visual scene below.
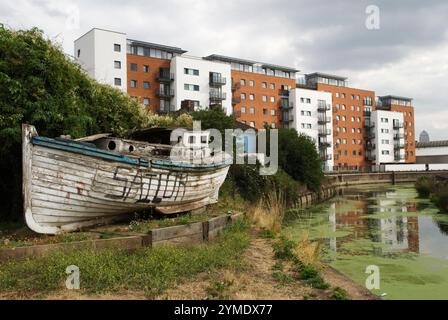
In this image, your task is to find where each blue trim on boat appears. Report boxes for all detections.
[31,136,230,171]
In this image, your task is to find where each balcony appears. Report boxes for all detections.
[395,153,405,161]
[232,82,241,91]
[318,104,331,112]
[364,131,375,139]
[319,141,332,149]
[366,143,376,151]
[279,89,290,97]
[318,116,331,124]
[157,88,175,99]
[280,99,293,110]
[365,152,376,161]
[157,69,174,82]
[365,120,375,128]
[210,75,227,86]
[393,121,404,129]
[232,96,241,105]
[281,114,294,123]
[394,142,405,149]
[159,105,176,114]
[210,92,227,102]
[321,154,333,161]
[394,133,404,140]
[363,111,372,117]
[318,129,332,136]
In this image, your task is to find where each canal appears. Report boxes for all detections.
[283,184,448,300]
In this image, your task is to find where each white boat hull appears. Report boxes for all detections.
[22,125,230,234]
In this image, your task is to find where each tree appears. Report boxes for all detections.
[0,27,150,221]
[277,128,323,191]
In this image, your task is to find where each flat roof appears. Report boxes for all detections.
[379,95,413,102]
[74,28,127,42]
[204,54,300,73]
[416,141,448,149]
[127,39,187,54]
[306,72,348,81]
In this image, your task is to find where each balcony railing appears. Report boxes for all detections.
[318,129,332,136]
[319,141,332,149]
[365,120,375,128]
[157,88,175,98]
[157,69,174,82]
[321,154,333,161]
[364,131,375,139]
[281,114,294,123]
[394,153,405,161]
[280,100,293,110]
[366,143,376,151]
[393,121,404,129]
[232,96,241,105]
[159,105,176,114]
[394,133,405,140]
[318,104,331,112]
[210,92,227,101]
[318,116,331,124]
[363,111,372,117]
[365,152,376,161]
[232,83,241,91]
[279,89,290,97]
[210,75,227,86]
[394,142,405,149]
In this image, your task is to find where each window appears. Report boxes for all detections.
[241,107,246,114]
[184,68,199,76]
[143,98,150,106]
[270,96,275,103]
[352,139,356,145]
[342,116,346,121]
[249,80,254,87]
[351,105,355,111]
[343,127,347,133]
[130,80,137,88]
[114,61,121,69]
[270,83,275,89]
[357,117,361,123]
[130,63,137,72]
[358,128,362,133]
[271,109,276,116]
[114,44,121,52]
[143,81,150,89]
[241,93,246,100]
[262,95,267,102]
[341,93,346,98]
[250,107,255,114]
[249,94,255,101]
[351,95,355,100]
[240,79,246,86]
[262,82,267,88]
[351,117,355,122]
[343,139,347,145]
[351,128,355,133]
[342,105,346,110]
[114,78,122,86]
[271,123,276,129]
[263,108,267,115]
[184,84,200,91]
[335,93,339,98]
[77,49,81,58]
[250,121,255,128]
[352,150,357,156]
[143,65,150,73]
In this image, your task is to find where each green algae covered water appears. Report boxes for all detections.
[283,184,448,300]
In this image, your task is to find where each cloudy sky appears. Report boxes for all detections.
[2,0,448,139]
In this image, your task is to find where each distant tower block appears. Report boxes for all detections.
[420,130,430,143]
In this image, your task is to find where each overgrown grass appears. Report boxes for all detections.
[272,235,330,290]
[331,287,350,300]
[248,190,286,232]
[0,220,250,298]
[415,176,448,213]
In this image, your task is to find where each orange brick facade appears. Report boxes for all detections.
[316,83,376,168]
[390,104,416,163]
[126,54,171,114]
[231,71,296,129]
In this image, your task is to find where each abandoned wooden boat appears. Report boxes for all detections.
[22,124,231,235]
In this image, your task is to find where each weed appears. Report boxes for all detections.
[331,287,350,300]
[206,279,234,300]
[258,230,277,239]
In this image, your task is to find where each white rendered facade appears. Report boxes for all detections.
[170,55,232,115]
[371,110,405,164]
[290,88,334,170]
[74,28,127,92]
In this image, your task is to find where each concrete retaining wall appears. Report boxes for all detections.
[0,213,244,262]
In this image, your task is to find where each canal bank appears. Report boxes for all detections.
[283,183,448,300]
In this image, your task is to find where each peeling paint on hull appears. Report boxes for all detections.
[22,125,230,235]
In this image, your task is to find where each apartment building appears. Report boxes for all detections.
[290,88,334,170]
[377,96,416,163]
[75,28,232,114]
[303,73,376,169]
[369,110,406,164]
[204,55,299,129]
[74,28,416,169]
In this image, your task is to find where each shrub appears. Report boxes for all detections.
[415,177,434,198]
